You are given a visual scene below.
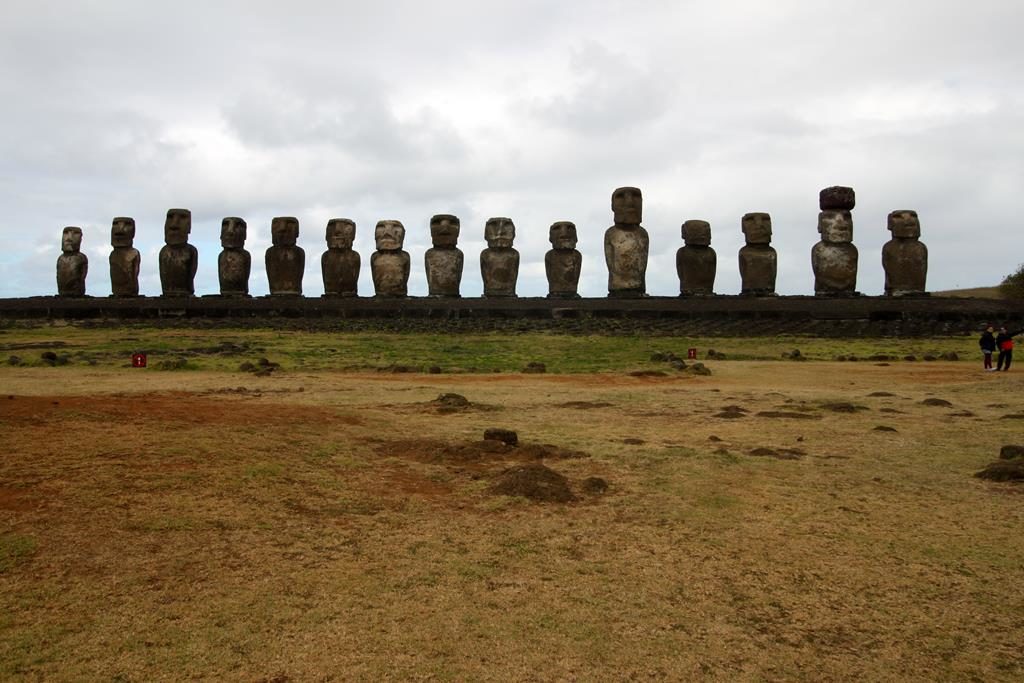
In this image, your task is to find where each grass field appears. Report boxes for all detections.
[2,326,1024,681]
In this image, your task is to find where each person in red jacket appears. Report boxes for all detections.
[995,326,1021,371]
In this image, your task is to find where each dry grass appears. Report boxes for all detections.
[2,359,1024,681]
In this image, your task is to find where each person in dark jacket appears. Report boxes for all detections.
[980,326,996,371]
[995,326,1022,371]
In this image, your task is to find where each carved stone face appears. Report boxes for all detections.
[271,217,299,247]
[326,219,356,249]
[741,213,772,245]
[375,220,405,250]
[612,187,642,224]
[888,210,920,239]
[485,218,515,249]
[819,211,853,243]
[430,214,460,248]
[111,217,136,248]
[682,220,711,247]
[549,221,578,249]
[164,209,192,245]
[61,227,83,253]
[220,217,247,248]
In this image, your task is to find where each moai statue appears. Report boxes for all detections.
[545,221,582,299]
[676,220,717,296]
[159,208,198,296]
[371,220,410,297]
[218,217,251,296]
[265,216,304,295]
[738,212,777,296]
[321,218,360,297]
[480,217,519,298]
[109,217,140,297]
[882,210,928,297]
[56,226,88,296]
[604,186,649,297]
[424,214,463,297]
[812,186,859,296]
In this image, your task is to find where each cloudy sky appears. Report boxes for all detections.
[1,0,1021,298]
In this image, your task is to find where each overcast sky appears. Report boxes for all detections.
[1,0,1022,298]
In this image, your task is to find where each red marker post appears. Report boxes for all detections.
[132,353,147,368]
[687,348,698,360]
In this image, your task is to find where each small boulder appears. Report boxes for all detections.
[975,459,1024,482]
[999,445,1024,460]
[483,428,518,446]
[522,362,547,374]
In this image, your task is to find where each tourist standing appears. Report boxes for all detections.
[995,326,1021,371]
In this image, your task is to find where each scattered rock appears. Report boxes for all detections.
[921,398,953,407]
[558,401,614,410]
[949,411,975,417]
[714,405,747,419]
[904,355,917,362]
[940,351,959,361]
[669,359,687,370]
[847,355,859,362]
[522,362,547,374]
[239,361,255,372]
[622,438,645,445]
[484,428,518,446]
[650,352,667,362]
[40,351,58,363]
[720,405,748,413]
[688,363,712,376]
[433,393,471,413]
[867,391,896,397]
[821,402,867,413]
[835,355,847,362]
[782,349,803,360]
[155,358,188,371]
[581,477,608,495]
[706,349,726,360]
[868,354,893,361]
[1001,414,1024,420]
[7,355,22,366]
[975,459,1024,482]
[873,426,898,432]
[708,435,722,442]
[749,447,802,460]
[999,445,1024,459]
[879,408,904,414]
[756,411,820,420]
[428,365,442,374]
[489,463,576,503]
[629,370,668,378]
[923,355,937,362]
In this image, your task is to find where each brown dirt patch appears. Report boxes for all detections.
[488,463,576,503]
[376,438,588,466]
[756,411,821,420]
[557,401,615,409]
[0,487,41,511]
[975,460,1024,482]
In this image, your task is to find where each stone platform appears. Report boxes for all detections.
[1,295,1021,337]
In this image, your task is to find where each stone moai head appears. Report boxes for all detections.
[682,220,712,246]
[819,186,856,211]
[741,213,772,245]
[375,220,405,250]
[164,209,192,245]
[326,219,356,249]
[111,217,136,248]
[819,212,853,243]
[271,217,299,246]
[485,217,515,248]
[549,221,578,249]
[430,214,461,248]
[61,226,83,253]
[220,217,247,249]
[612,186,642,225]
[888,210,921,239]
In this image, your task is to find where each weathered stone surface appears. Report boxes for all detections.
[545,221,582,299]
[425,214,463,297]
[812,210,858,295]
[882,210,928,297]
[109,217,140,297]
[677,220,716,296]
[739,212,777,296]
[159,209,198,297]
[265,217,304,295]
[218,217,251,296]
[371,220,410,297]
[480,217,519,298]
[322,218,360,297]
[605,186,649,297]
[819,185,856,211]
[56,227,87,296]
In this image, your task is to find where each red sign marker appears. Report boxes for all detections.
[687,348,698,360]
[132,353,147,368]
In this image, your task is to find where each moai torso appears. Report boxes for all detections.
[545,221,581,298]
[676,220,716,296]
[738,212,777,295]
[322,219,360,297]
[812,187,858,296]
[218,217,251,296]
[605,187,649,296]
[159,208,198,296]
[882,210,928,296]
[266,217,304,295]
[371,220,410,297]
[56,227,87,296]
[480,217,519,297]
[425,214,463,297]
[109,217,140,297]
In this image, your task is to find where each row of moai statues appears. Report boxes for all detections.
[55,186,928,298]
